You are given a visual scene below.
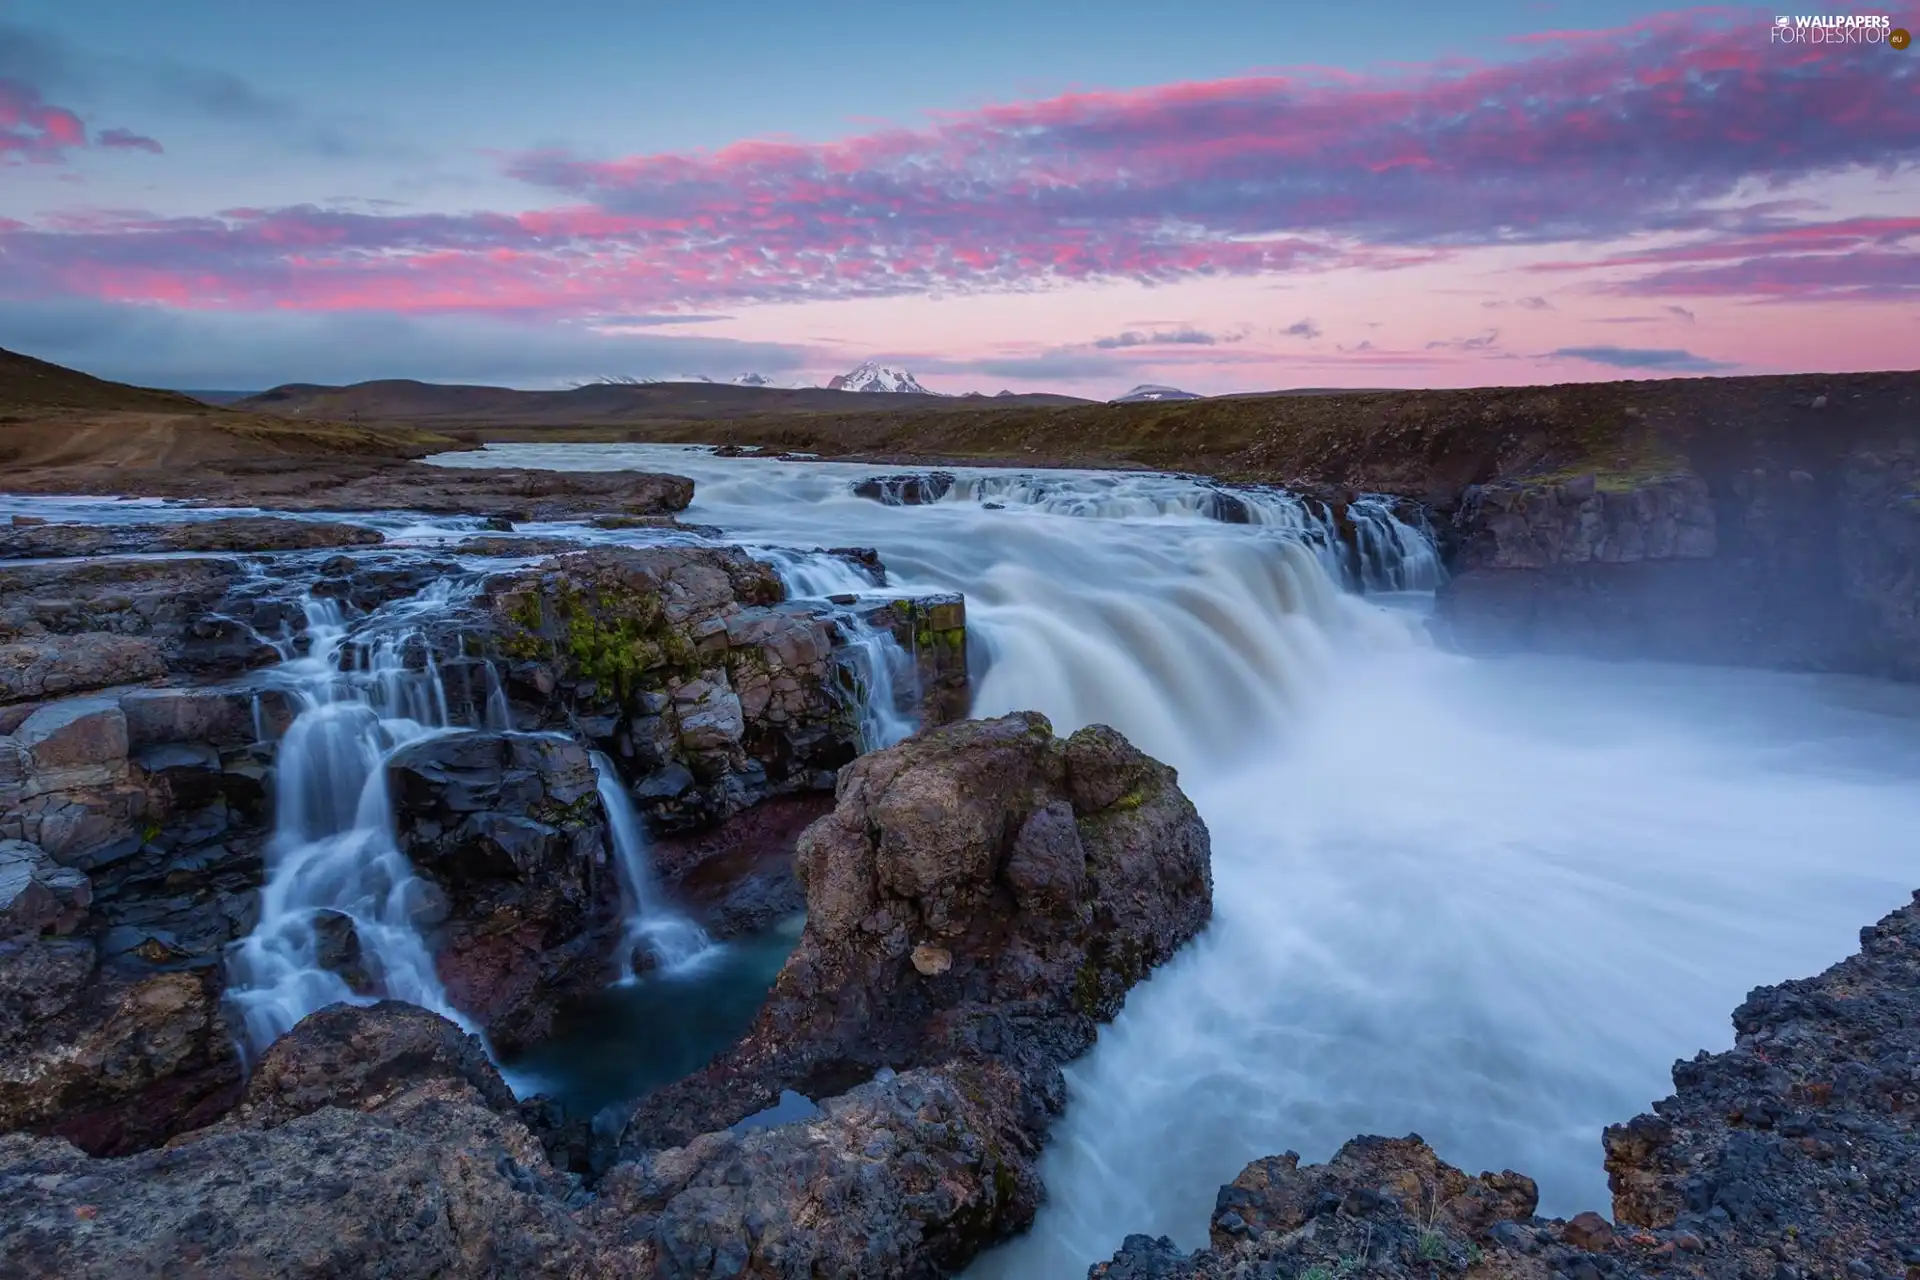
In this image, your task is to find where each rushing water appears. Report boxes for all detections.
[427,444,1920,1272]
[224,586,483,1054]
[590,750,716,976]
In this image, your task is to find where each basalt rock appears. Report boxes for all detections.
[1099,891,1920,1280]
[852,471,956,505]
[0,515,384,560]
[614,711,1212,1272]
[1601,890,1920,1280]
[388,731,616,1050]
[1436,433,1920,680]
[470,545,968,833]
[0,1002,599,1279]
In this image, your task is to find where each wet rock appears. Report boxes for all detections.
[0,840,91,937]
[1602,890,1920,1279]
[452,534,597,558]
[649,790,828,940]
[591,1061,1040,1279]
[388,731,614,1050]
[467,545,953,832]
[0,1002,597,1279]
[0,557,271,682]
[615,710,1213,1271]
[851,471,956,505]
[1093,1136,1546,1279]
[863,592,972,726]
[0,515,384,559]
[117,683,293,749]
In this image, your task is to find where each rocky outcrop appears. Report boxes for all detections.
[1434,421,1920,681]
[0,1002,599,1279]
[864,592,972,726]
[0,839,241,1158]
[612,710,1212,1277]
[473,545,968,832]
[1601,889,1920,1279]
[1096,890,1920,1280]
[0,515,384,559]
[387,731,616,1050]
[852,471,956,505]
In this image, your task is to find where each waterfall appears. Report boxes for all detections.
[590,751,714,977]
[225,586,480,1055]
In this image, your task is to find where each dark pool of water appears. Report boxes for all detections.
[504,916,801,1117]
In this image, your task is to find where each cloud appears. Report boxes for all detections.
[1532,216,1920,301]
[0,298,817,389]
[1665,304,1695,323]
[1549,344,1736,371]
[95,127,163,154]
[1093,326,1237,348]
[1337,340,1376,353]
[1280,318,1322,339]
[0,77,88,162]
[1484,296,1553,310]
[1,10,1915,316]
[1425,329,1500,351]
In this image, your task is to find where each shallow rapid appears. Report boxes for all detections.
[421,444,1920,1272]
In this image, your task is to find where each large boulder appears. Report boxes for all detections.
[388,731,615,1050]
[0,1002,599,1279]
[611,711,1212,1273]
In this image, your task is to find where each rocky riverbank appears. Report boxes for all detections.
[0,711,1213,1278]
[1094,890,1920,1280]
[0,487,979,1150]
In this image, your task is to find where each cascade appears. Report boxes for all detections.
[589,750,714,976]
[224,585,480,1055]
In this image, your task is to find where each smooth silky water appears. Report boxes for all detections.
[390,445,1920,1270]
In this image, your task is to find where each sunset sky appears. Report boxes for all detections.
[1,2,1914,396]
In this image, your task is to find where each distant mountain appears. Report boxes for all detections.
[829,362,938,395]
[1112,384,1204,403]
[175,389,259,405]
[731,373,816,389]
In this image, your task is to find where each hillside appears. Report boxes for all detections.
[237,378,1091,425]
[427,369,1920,496]
[0,348,457,471]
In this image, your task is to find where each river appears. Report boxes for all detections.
[408,444,1920,1271]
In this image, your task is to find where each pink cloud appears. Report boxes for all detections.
[0,77,164,164]
[0,9,1912,316]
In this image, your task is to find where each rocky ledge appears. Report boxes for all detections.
[0,712,1213,1278]
[1096,889,1920,1280]
[1432,432,1919,681]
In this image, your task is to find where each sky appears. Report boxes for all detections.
[0,1,1915,396]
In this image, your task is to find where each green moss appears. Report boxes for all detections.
[496,577,698,698]
[1111,788,1145,811]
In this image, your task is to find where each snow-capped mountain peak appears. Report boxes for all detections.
[1111,383,1204,403]
[732,373,816,389]
[828,361,939,395]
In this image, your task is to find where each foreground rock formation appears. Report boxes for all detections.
[0,712,1213,1278]
[1096,890,1920,1280]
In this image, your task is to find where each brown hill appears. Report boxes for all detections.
[0,348,456,471]
[424,368,1920,497]
[236,378,1091,425]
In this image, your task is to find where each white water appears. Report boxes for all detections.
[590,750,716,976]
[225,586,478,1054]
[421,444,1920,1271]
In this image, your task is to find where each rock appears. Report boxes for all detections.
[1093,1136,1543,1279]
[0,949,241,1156]
[117,683,294,749]
[388,731,613,1050]
[0,840,90,937]
[863,593,971,726]
[1563,1209,1615,1250]
[0,634,167,705]
[851,472,956,505]
[614,709,1212,1280]
[231,1000,519,1128]
[591,1061,1040,1279]
[0,1003,597,1279]
[453,535,595,558]
[467,546,963,832]
[2,697,129,800]
[1601,891,1920,1278]
[0,515,384,559]
[649,791,828,940]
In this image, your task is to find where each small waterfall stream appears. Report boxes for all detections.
[590,750,714,976]
[225,589,476,1055]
